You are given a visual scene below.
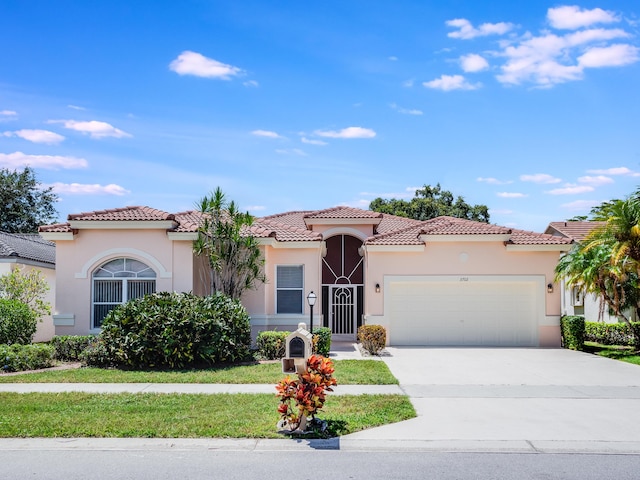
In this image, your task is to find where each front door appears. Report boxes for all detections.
[322,235,364,340]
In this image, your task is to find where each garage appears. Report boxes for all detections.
[387,275,542,346]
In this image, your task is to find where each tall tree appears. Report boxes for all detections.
[193,187,266,300]
[0,167,58,233]
[369,183,490,222]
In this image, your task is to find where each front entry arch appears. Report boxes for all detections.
[322,234,364,340]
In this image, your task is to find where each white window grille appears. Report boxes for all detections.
[276,265,303,314]
[92,258,156,328]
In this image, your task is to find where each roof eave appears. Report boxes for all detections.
[420,234,512,243]
[505,244,573,252]
[68,220,177,230]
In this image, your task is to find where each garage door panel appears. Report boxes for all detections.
[389,278,539,346]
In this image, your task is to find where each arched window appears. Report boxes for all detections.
[92,258,156,328]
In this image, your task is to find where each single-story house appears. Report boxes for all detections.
[0,231,56,342]
[39,206,573,347]
[545,221,631,323]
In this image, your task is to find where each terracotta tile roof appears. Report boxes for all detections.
[68,206,175,222]
[261,211,312,230]
[420,216,512,236]
[304,206,383,220]
[0,232,55,265]
[508,229,574,246]
[38,223,73,233]
[366,223,425,245]
[172,211,203,233]
[374,215,423,235]
[545,221,607,242]
[250,218,322,241]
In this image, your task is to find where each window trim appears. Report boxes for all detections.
[275,264,304,315]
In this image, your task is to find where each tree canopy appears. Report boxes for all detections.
[369,183,490,222]
[0,167,58,233]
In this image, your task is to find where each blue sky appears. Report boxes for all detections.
[1,1,639,232]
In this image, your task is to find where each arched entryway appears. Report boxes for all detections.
[321,234,364,340]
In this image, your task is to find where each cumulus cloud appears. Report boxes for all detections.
[578,175,614,186]
[460,54,489,72]
[243,80,259,87]
[3,129,65,145]
[578,44,639,68]
[423,74,481,91]
[587,166,640,176]
[477,177,512,185]
[0,151,87,169]
[547,6,619,30]
[546,185,595,195]
[169,51,244,80]
[0,110,17,116]
[251,129,281,138]
[389,103,423,115]
[520,173,561,184]
[446,18,514,39]
[497,192,527,198]
[301,137,327,146]
[314,127,376,139]
[51,120,131,139]
[275,148,307,156]
[49,182,129,195]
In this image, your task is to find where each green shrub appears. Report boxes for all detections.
[80,336,116,368]
[584,321,640,346]
[358,325,387,355]
[0,299,37,345]
[312,326,332,356]
[0,343,54,372]
[50,335,95,361]
[95,291,252,369]
[560,315,585,350]
[256,330,289,360]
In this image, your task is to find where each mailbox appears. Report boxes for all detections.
[282,323,313,374]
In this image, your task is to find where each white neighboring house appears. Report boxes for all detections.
[0,232,56,342]
[545,221,633,323]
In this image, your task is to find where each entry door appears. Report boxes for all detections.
[329,285,356,339]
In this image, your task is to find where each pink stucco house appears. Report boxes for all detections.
[39,206,573,347]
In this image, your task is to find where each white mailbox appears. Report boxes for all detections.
[282,323,313,374]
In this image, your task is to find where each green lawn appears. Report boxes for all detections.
[0,359,398,385]
[585,342,640,366]
[0,392,415,438]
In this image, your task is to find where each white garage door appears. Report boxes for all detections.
[388,276,540,346]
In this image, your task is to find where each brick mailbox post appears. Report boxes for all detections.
[282,323,313,374]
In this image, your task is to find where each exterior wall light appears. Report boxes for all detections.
[307,291,317,334]
[375,283,381,293]
[547,283,554,293]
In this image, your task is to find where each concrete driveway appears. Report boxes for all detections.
[342,348,640,453]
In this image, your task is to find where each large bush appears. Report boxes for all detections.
[585,321,640,347]
[560,315,585,351]
[0,299,37,345]
[357,324,387,355]
[50,335,95,361]
[313,326,332,357]
[0,343,54,372]
[91,291,251,369]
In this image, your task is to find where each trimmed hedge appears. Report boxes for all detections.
[313,326,332,357]
[0,343,54,373]
[50,335,95,361]
[560,315,585,350]
[0,299,37,345]
[88,291,252,369]
[584,321,640,347]
[358,324,387,355]
[256,330,289,360]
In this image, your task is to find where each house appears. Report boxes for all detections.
[0,231,56,342]
[545,221,626,323]
[39,206,573,347]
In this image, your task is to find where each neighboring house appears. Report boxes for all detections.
[0,231,56,342]
[545,221,628,323]
[40,206,572,347]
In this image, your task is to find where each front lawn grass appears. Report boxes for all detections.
[584,342,640,366]
[0,359,397,385]
[0,392,415,438]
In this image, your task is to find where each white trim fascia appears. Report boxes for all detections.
[75,247,172,279]
[166,232,198,241]
[53,314,75,326]
[420,234,512,243]
[505,244,572,252]
[39,232,74,241]
[364,244,425,253]
[68,220,176,230]
[0,258,54,269]
[257,238,324,249]
[305,218,381,227]
[319,227,369,241]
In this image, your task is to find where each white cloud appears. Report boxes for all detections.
[314,127,376,139]
[520,173,561,184]
[578,44,640,68]
[251,129,281,138]
[0,151,87,169]
[3,129,65,145]
[578,175,614,186]
[561,199,602,211]
[49,182,129,195]
[67,104,86,111]
[477,177,512,185]
[423,74,481,91]
[547,6,619,30]
[446,18,514,39]
[546,185,595,195]
[388,56,398,61]
[587,167,640,176]
[497,192,527,198]
[243,80,259,87]
[301,137,327,146]
[0,110,17,116]
[460,53,489,72]
[275,148,307,156]
[389,103,423,115]
[169,51,244,80]
[52,120,131,139]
